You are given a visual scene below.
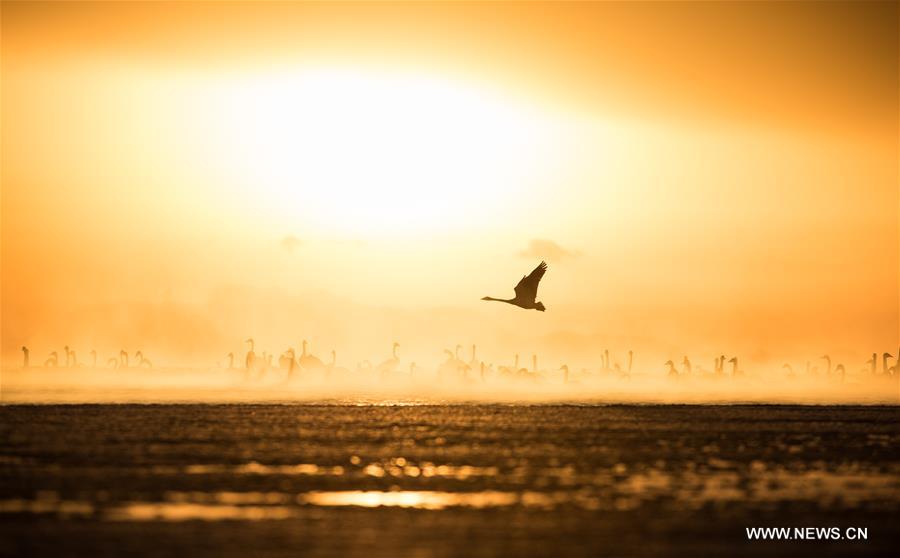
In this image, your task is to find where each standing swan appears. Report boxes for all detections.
[482,261,548,311]
[328,350,352,376]
[834,364,846,383]
[469,344,481,372]
[664,360,678,377]
[300,340,325,372]
[376,342,400,377]
[135,351,152,368]
[820,355,832,377]
[44,351,59,367]
[22,346,29,368]
[283,348,297,380]
[881,353,894,376]
[244,339,257,372]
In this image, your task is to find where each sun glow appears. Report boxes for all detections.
[211,68,566,236]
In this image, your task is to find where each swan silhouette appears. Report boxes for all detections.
[664,360,678,377]
[244,339,256,371]
[376,342,400,377]
[300,340,326,372]
[482,261,548,311]
[44,351,59,367]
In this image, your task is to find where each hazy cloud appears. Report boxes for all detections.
[518,239,581,262]
[280,235,302,252]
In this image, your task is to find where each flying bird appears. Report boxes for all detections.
[482,261,548,311]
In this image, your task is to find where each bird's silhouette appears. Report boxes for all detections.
[244,339,256,371]
[881,352,893,376]
[44,351,59,367]
[300,340,326,373]
[282,348,297,379]
[664,360,678,377]
[482,261,548,311]
[727,357,743,377]
[135,351,153,368]
[820,355,832,377]
[834,364,846,382]
[376,342,401,377]
[328,350,352,376]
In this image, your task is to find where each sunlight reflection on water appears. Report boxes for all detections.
[107,502,297,521]
[2,465,898,523]
[301,490,523,509]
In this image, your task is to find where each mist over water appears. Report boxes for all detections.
[4,355,897,405]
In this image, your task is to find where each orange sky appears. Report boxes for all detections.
[2,1,898,369]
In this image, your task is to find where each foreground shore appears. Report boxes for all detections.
[1,404,898,556]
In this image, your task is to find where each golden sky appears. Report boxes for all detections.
[2,1,898,368]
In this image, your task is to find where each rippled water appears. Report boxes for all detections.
[1,404,897,556]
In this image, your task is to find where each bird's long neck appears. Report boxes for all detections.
[483,296,514,304]
[393,345,398,359]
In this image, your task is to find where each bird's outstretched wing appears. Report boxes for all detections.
[513,261,547,303]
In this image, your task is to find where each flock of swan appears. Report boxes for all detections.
[19,340,899,387]
[20,346,152,370]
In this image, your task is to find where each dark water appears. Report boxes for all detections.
[1,404,898,557]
